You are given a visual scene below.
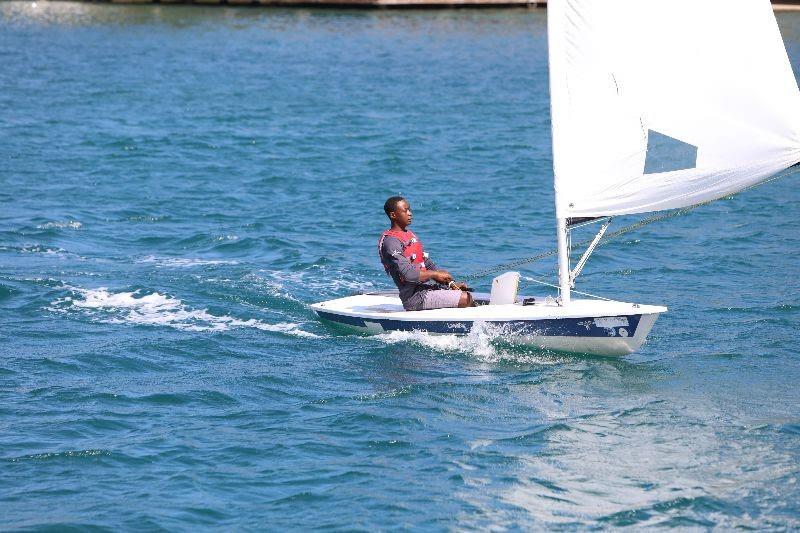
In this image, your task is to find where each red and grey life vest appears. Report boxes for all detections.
[378,229,426,278]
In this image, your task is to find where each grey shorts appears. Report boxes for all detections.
[420,288,463,310]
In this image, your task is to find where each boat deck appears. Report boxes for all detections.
[310,291,667,323]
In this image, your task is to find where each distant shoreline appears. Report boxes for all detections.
[39,0,800,8]
[36,0,800,10]
[48,0,547,7]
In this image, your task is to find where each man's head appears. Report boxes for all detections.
[384,196,412,229]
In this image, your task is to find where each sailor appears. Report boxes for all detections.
[378,196,473,311]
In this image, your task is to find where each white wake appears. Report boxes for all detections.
[50,286,319,337]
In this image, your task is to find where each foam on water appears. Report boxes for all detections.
[50,286,320,337]
[137,255,240,268]
[36,220,82,230]
[2,244,77,256]
[373,322,561,364]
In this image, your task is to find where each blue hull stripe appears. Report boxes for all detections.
[316,311,642,338]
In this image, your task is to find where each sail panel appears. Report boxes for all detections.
[549,0,800,217]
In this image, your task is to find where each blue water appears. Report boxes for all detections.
[2,2,799,529]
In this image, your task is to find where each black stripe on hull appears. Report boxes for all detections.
[316,311,642,338]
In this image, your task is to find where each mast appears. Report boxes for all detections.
[556,217,570,305]
[548,1,570,306]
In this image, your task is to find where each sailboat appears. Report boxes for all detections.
[311,0,800,356]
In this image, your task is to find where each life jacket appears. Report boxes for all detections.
[378,228,426,279]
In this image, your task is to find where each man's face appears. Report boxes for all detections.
[391,200,413,228]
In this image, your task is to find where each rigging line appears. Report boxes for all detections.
[461,206,693,281]
[521,277,559,289]
[519,277,560,291]
[568,287,614,301]
[518,263,558,288]
[461,248,559,281]
[460,165,800,282]
[518,276,614,302]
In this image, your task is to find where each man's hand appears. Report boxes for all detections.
[447,281,471,291]
[419,269,457,285]
[430,270,453,285]
[453,281,471,291]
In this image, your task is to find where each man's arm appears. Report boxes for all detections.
[419,269,452,284]
[423,254,438,272]
[382,237,452,285]
[420,255,452,284]
[424,255,468,290]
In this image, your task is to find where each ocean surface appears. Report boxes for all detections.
[2,2,800,529]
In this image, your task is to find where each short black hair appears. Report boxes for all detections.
[384,196,405,217]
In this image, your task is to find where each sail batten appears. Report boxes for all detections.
[549,0,800,218]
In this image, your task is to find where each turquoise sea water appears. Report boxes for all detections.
[2,3,800,528]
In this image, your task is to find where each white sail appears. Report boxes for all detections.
[549,0,800,218]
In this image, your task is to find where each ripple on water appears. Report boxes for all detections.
[0,283,16,301]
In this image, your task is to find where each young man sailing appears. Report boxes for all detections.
[378,196,473,311]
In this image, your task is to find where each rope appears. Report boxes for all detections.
[460,165,800,283]
[461,248,560,281]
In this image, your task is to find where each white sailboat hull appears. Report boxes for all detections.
[311,292,666,357]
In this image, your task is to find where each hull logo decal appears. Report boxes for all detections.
[594,317,629,328]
